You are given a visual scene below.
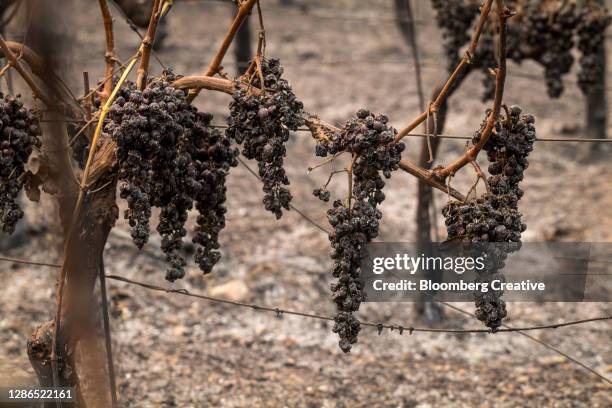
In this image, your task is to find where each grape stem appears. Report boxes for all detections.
[307,152,344,173]
[469,158,491,195]
[346,154,358,210]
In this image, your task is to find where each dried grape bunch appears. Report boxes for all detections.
[576,4,611,94]
[521,2,579,98]
[106,71,236,281]
[315,109,405,352]
[183,110,238,273]
[106,75,190,280]
[312,187,330,202]
[431,0,480,71]
[226,57,304,219]
[476,104,536,207]
[0,94,42,234]
[327,199,381,352]
[443,105,535,329]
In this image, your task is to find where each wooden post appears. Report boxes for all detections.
[585,0,608,151]
[234,2,252,75]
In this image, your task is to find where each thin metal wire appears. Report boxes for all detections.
[217,125,612,143]
[237,156,330,234]
[33,118,612,143]
[440,302,612,385]
[0,255,609,337]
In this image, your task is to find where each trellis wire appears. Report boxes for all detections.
[440,302,612,384]
[237,156,329,234]
[2,252,611,386]
[35,118,612,143]
[225,125,612,143]
[0,255,609,337]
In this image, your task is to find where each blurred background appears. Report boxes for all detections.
[0,0,610,406]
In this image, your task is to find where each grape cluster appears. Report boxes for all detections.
[576,4,611,94]
[226,58,304,219]
[185,111,238,273]
[327,199,380,352]
[0,94,41,234]
[315,109,405,352]
[431,0,480,71]
[312,187,330,202]
[521,2,578,98]
[106,71,237,281]
[442,105,535,329]
[433,1,611,99]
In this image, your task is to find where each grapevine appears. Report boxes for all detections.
[3,0,602,402]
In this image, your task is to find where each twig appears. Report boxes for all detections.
[187,0,258,102]
[98,0,116,104]
[1,256,610,340]
[0,34,53,107]
[394,0,495,142]
[434,1,510,179]
[107,0,167,70]
[136,0,163,90]
[81,52,139,103]
[0,40,83,117]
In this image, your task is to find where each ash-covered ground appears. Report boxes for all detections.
[0,1,611,406]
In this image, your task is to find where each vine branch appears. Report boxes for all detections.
[0,34,53,107]
[98,0,116,104]
[136,0,162,90]
[394,0,495,142]
[187,0,258,102]
[434,0,510,180]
